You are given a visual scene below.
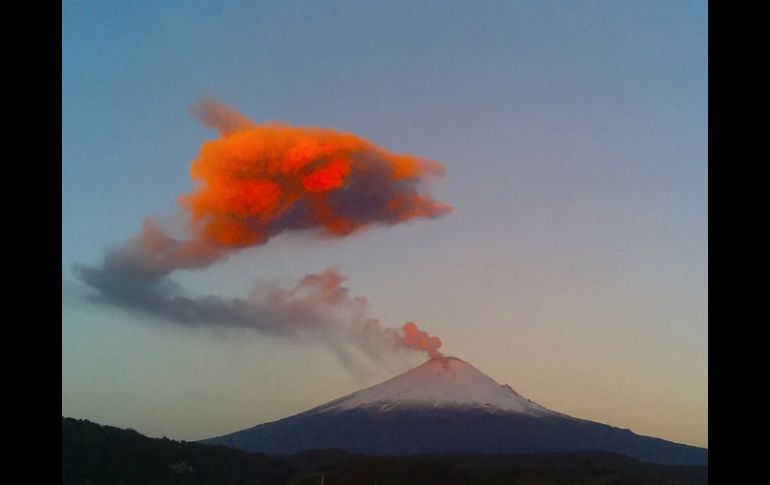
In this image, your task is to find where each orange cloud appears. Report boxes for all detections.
[179,99,452,250]
[398,322,444,359]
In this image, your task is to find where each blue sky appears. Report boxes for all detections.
[63,0,707,447]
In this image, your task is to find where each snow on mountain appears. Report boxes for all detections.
[313,356,556,416]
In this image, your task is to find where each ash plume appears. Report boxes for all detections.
[74,99,448,371]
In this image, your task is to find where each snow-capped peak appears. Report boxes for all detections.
[314,356,556,416]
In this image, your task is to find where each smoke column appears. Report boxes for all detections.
[75,99,448,370]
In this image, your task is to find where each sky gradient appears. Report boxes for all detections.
[62,0,708,448]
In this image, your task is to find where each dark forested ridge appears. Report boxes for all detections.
[62,417,707,485]
[62,417,294,485]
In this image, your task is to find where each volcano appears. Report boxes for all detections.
[201,357,707,465]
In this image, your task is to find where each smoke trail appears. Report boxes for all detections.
[75,262,442,371]
[74,100,448,370]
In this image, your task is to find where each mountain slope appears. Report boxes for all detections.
[202,357,708,465]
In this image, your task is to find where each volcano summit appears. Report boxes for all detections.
[312,357,555,415]
[202,357,707,465]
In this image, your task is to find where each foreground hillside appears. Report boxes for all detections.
[62,417,707,485]
[62,417,294,485]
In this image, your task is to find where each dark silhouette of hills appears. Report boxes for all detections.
[62,417,294,485]
[63,417,707,485]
